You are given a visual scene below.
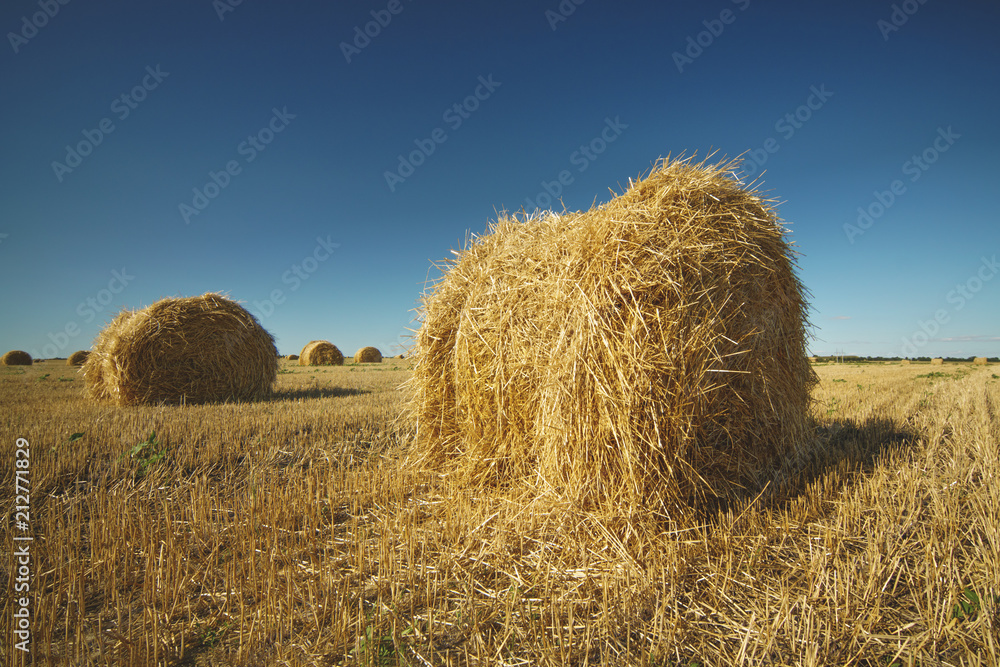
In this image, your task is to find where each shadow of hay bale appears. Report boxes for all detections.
[756,417,918,509]
[269,386,369,401]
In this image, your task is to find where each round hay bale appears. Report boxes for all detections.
[973,357,987,365]
[288,354,299,361]
[299,340,343,366]
[2,350,33,366]
[82,293,277,406]
[67,350,90,366]
[901,359,911,365]
[931,358,944,365]
[354,346,383,363]
[408,156,817,515]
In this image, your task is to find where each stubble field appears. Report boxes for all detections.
[1,359,998,666]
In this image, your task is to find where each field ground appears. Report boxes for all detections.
[1,359,998,665]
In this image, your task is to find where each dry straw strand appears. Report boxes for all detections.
[299,340,344,366]
[407,155,817,517]
[82,293,277,406]
[2,350,33,366]
[354,346,383,363]
[67,350,90,366]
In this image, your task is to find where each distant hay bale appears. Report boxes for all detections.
[354,346,382,363]
[2,350,32,366]
[931,358,944,365]
[973,357,987,365]
[807,356,817,363]
[901,359,911,365]
[288,354,299,361]
[82,293,277,406]
[396,354,405,359]
[299,340,343,366]
[408,155,817,515]
[67,350,90,366]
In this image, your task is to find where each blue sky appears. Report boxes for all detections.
[1,0,997,359]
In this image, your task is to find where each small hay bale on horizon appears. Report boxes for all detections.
[2,350,33,366]
[901,359,911,365]
[82,293,277,406]
[299,341,344,366]
[288,354,299,361]
[973,357,987,365]
[931,358,944,365]
[67,350,90,366]
[408,155,817,516]
[354,346,382,363]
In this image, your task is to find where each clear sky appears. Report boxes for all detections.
[1,0,997,359]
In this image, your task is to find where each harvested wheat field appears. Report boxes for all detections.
[81,293,278,406]
[1,359,998,665]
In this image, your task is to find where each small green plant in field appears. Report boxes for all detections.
[952,588,982,621]
[992,373,999,380]
[58,376,74,382]
[37,373,50,381]
[951,588,1000,622]
[53,431,86,452]
[916,371,949,380]
[825,397,840,416]
[832,378,846,383]
[352,622,399,666]
[198,619,233,647]
[122,431,167,475]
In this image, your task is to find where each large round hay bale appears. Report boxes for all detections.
[288,354,299,361]
[67,350,90,366]
[82,293,277,405]
[408,156,817,515]
[299,340,343,366]
[354,346,382,363]
[900,359,911,365]
[2,350,32,366]
[973,357,987,365]
[931,358,944,365]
